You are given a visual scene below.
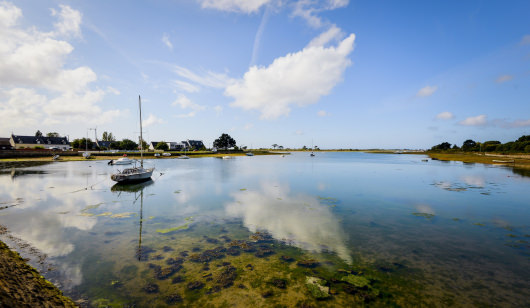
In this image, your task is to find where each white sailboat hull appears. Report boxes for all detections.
[111,167,154,183]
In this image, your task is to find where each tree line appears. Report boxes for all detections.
[430,135,530,153]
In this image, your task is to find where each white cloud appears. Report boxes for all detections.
[142,114,165,127]
[436,111,454,120]
[172,94,205,111]
[173,65,234,89]
[172,94,205,118]
[214,105,223,115]
[295,130,304,135]
[225,33,355,119]
[106,86,120,95]
[0,1,21,28]
[317,110,329,117]
[162,33,173,50]
[225,183,352,263]
[459,114,487,126]
[495,74,513,83]
[307,25,343,48]
[293,0,349,28]
[0,3,121,131]
[51,5,82,38]
[416,85,438,97]
[174,80,200,93]
[198,0,272,13]
[520,34,530,45]
[510,119,530,127]
[244,123,253,130]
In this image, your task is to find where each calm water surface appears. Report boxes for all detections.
[0,152,528,307]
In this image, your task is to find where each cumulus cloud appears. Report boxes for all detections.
[0,2,121,131]
[317,110,329,117]
[416,85,438,97]
[172,94,205,118]
[198,0,271,13]
[459,114,487,126]
[495,74,513,83]
[436,111,454,120]
[293,0,349,28]
[142,114,165,127]
[51,4,82,38]
[214,105,223,115]
[162,33,173,50]
[225,33,355,119]
[307,25,343,48]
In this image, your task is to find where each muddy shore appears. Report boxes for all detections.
[0,240,77,307]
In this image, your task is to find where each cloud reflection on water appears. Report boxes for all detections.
[225,183,351,263]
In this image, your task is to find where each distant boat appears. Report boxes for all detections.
[178,155,189,159]
[52,155,60,160]
[162,152,171,157]
[154,153,160,157]
[111,96,154,184]
[246,152,254,156]
[109,154,133,165]
[222,156,231,159]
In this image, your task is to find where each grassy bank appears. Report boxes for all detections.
[427,152,530,168]
[0,150,280,163]
[0,240,77,307]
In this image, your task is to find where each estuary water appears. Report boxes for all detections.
[0,152,528,307]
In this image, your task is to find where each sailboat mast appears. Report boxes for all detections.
[139,95,144,168]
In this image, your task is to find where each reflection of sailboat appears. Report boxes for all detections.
[111,180,153,261]
[111,96,154,183]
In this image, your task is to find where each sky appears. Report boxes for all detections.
[1,0,529,149]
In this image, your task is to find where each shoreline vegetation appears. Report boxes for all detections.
[0,240,77,307]
[1,149,530,169]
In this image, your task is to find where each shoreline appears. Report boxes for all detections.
[426,152,530,169]
[0,240,77,307]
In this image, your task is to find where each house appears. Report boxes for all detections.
[10,134,70,150]
[167,142,185,151]
[149,141,160,151]
[182,140,204,150]
[0,138,14,150]
[95,140,113,149]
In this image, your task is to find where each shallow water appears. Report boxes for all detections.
[0,152,528,307]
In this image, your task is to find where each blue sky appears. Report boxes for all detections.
[1,0,529,149]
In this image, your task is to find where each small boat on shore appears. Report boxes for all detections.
[246,152,254,156]
[109,154,133,165]
[492,160,514,163]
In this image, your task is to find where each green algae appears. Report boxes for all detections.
[240,188,247,191]
[305,276,330,299]
[452,218,460,221]
[110,212,136,218]
[156,223,189,234]
[341,274,370,287]
[97,212,113,217]
[174,190,181,193]
[473,223,485,227]
[412,212,435,219]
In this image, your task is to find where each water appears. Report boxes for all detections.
[0,152,528,307]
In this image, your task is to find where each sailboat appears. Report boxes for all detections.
[111,96,154,183]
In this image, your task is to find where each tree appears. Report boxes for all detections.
[278,146,284,150]
[272,144,278,149]
[102,131,116,142]
[155,141,169,151]
[120,139,138,150]
[462,139,477,151]
[46,132,60,137]
[213,133,236,150]
[71,138,93,149]
[35,130,43,137]
[431,142,452,151]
